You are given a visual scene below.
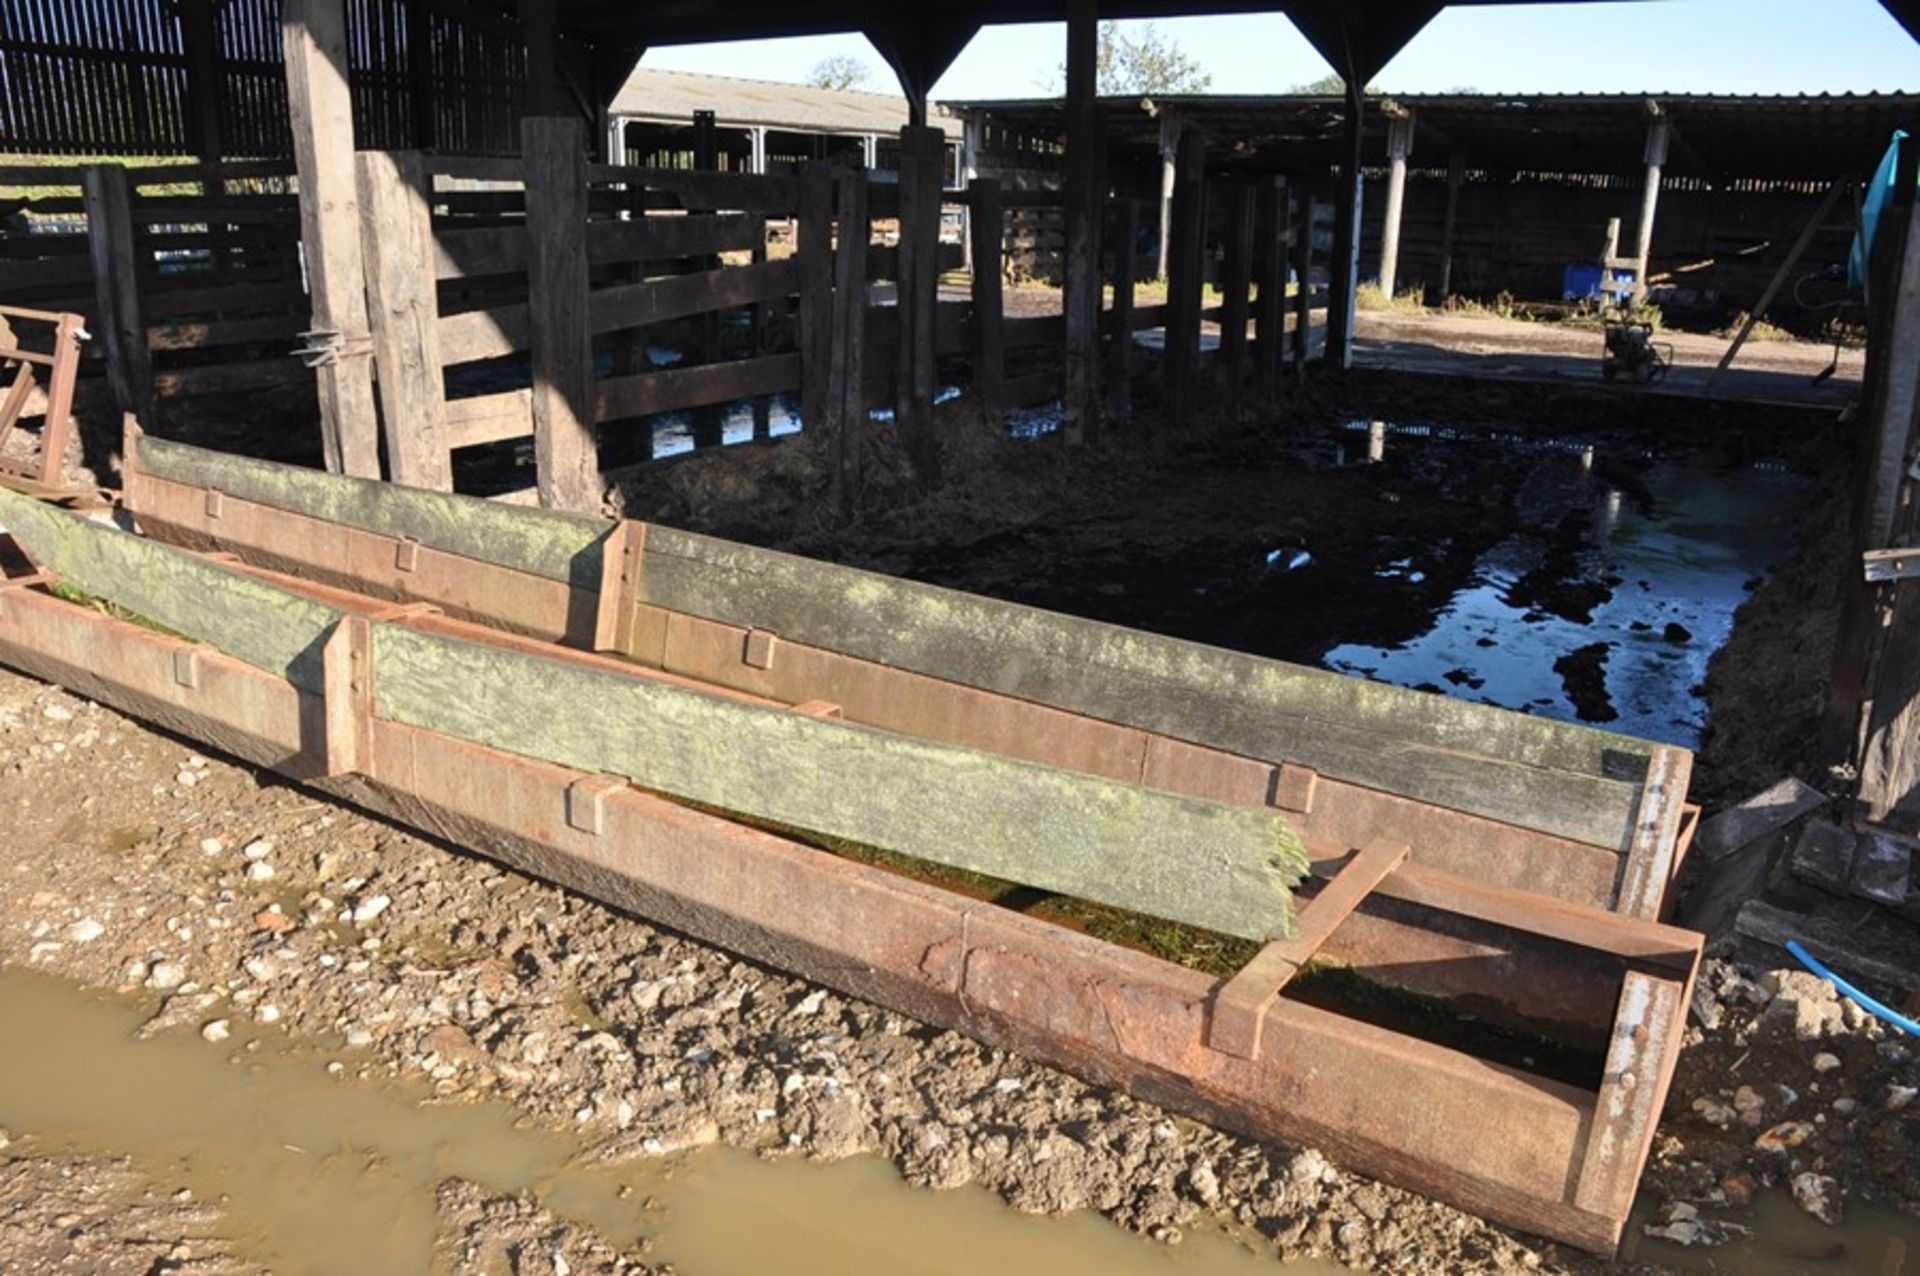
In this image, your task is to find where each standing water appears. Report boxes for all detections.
[0,967,1334,1275]
[1325,427,1809,748]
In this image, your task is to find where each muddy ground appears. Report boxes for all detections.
[2,373,1914,1273]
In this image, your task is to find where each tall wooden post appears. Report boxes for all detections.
[1061,0,1103,446]
[895,124,944,484]
[1436,153,1464,301]
[1326,77,1365,371]
[1378,112,1415,301]
[1633,116,1671,301]
[523,116,602,513]
[81,165,156,430]
[968,177,1007,423]
[1253,177,1288,407]
[356,150,451,491]
[1156,114,1180,280]
[1219,180,1253,421]
[690,109,724,451]
[798,163,835,434]
[1107,196,1139,424]
[828,167,870,518]
[1292,189,1316,383]
[283,0,381,477]
[1163,130,1206,428]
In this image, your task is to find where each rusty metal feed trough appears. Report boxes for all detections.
[0,429,1705,1255]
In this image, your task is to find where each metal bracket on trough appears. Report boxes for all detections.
[565,773,630,836]
[744,627,777,670]
[1274,762,1318,814]
[1207,843,1409,1060]
[394,536,421,573]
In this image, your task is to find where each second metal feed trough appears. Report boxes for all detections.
[0,427,1704,1255]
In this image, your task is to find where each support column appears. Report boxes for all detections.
[1253,177,1288,405]
[1633,115,1670,301]
[896,124,945,483]
[1163,130,1206,428]
[523,115,602,512]
[690,110,723,451]
[283,0,380,477]
[1325,77,1365,371]
[1436,153,1464,301]
[1378,111,1414,301]
[1061,0,1102,446]
[356,149,451,491]
[1156,113,1180,280]
[81,166,155,430]
[749,126,769,175]
[969,177,1007,423]
[1219,180,1253,420]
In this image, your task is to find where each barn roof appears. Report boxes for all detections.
[611,68,965,140]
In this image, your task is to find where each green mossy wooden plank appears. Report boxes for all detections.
[0,487,339,689]
[137,436,607,588]
[133,438,1665,850]
[372,622,1308,942]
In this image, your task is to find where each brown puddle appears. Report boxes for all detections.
[0,965,1336,1275]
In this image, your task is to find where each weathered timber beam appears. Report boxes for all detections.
[124,436,1675,858]
[374,621,1306,940]
[0,491,1306,940]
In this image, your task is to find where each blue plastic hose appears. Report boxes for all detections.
[1785,939,1920,1037]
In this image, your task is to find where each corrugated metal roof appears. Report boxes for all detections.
[612,67,964,139]
[955,91,1920,182]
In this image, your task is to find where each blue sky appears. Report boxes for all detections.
[641,0,1920,100]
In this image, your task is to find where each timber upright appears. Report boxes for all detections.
[0,423,1705,1256]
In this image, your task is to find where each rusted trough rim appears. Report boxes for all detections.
[0,566,1699,1255]
[120,439,1692,920]
[123,430,1692,873]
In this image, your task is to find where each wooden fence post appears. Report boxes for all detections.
[896,125,943,485]
[283,0,381,477]
[356,149,451,492]
[80,164,156,429]
[1220,179,1253,422]
[523,116,603,513]
[1292,191,1316,385]
[828,167,870,519]
[1108,196,1139,425]
[1061,0,1103,446]
[1254,177,1288,408]
[967,177,1007,424]
[798,162,834,435]
[1164,131,1206,428]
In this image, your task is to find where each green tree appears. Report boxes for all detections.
[807,54,872,92]
[1045,22,1213,95]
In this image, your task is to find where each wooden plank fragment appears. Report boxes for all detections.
[590,260,798,337]
[445,389,535,449]
[585,213,765,266]
[371,621,1305,940]
[0,487,339,689]
[595,354,800,425]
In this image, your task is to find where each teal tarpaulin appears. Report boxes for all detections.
[1851,130,1912,292]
